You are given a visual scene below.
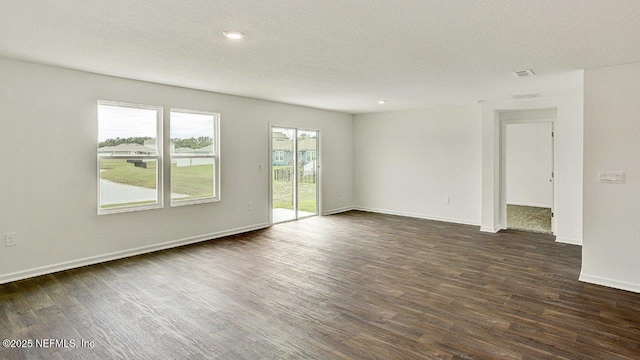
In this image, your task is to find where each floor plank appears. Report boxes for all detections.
[0,211,639,359]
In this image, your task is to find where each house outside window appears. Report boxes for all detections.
[275,151,285,162]
[306,150,316,162]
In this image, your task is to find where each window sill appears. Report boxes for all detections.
[170,197,220,208]
[98,203,163,215]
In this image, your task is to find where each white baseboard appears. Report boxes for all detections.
[0,222,271,285]
[555,236,582,246]
[354,206,480,227]
[322,206,355,216]
[480,226,502,233]
[579,272,640,294]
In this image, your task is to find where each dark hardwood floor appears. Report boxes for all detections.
[1,211,639,359]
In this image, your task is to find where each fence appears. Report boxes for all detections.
[274,168,316,183]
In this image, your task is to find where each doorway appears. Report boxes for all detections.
[270,127,319,224]
[501,114,555,234]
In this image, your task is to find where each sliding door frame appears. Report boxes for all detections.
[269,124,321,225]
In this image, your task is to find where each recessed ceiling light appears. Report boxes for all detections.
[223,31,246,40]
[377,100,387,104]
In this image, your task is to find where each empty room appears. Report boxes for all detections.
[1,1,639,359]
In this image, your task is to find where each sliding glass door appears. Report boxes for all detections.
[272,128,296,223]
[271,127,318,223]
[297,130,318,218]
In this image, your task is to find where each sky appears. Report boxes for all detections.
[98,105,214,142]
[170,111,214,139]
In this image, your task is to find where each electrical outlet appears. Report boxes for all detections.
[445,196,450,204]
[259,164,264,171]
[5,232,16,247]
[248,202,253,211]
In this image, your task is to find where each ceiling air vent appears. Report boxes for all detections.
[511,93,541,99]
[512,69,535,78]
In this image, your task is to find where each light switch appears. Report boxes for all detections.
[598,171,625,184]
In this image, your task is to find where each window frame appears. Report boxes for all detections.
[306,150,316,162]
[275,150,285,162]
[169,108,221,207]
[97,100,164,215]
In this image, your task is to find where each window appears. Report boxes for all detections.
[170,109,220,205]
[97,101,163,214]
[274,151,285,162]
[306,151,316,162]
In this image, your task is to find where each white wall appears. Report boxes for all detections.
[481,93,583,245]
[505,122,554,208]
[353,106,482,225]
[581,61,640,293]
[0,58,354,283]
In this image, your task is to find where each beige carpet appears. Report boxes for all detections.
[507,204,552,234]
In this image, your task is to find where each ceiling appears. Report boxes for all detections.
[1,1,640,114]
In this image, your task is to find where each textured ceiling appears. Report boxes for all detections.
[1,1,639,114]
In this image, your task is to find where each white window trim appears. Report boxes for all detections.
[169,108,221,207]
[306,150,316,162]
[275,150,285,162]
[97,100,164,215]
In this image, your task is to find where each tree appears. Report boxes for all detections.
[98,137,153,148]
[171,137,212,149]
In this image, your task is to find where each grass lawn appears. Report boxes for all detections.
[100,161,214,201]
[171,164,214,200]
[100,161,315,212]
[272,180,317,213]
[100,160,156,187]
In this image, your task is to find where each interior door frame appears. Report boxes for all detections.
[500,118,556,234]
[269,124,321,225]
